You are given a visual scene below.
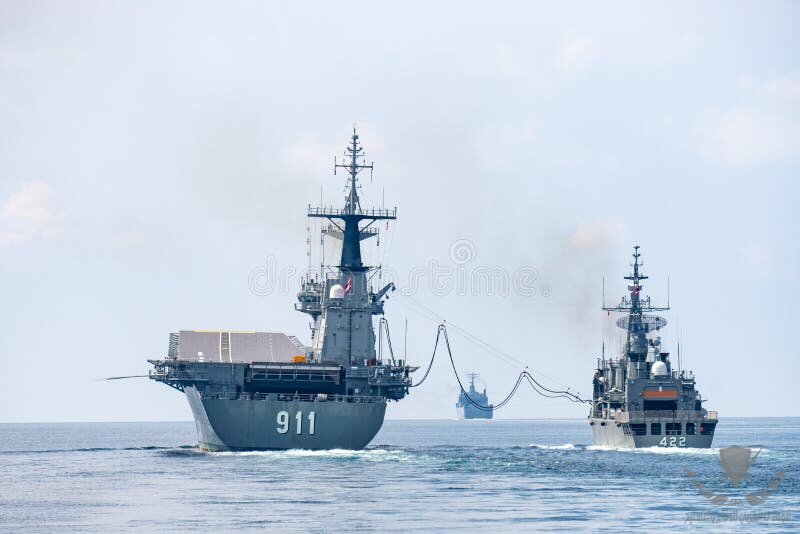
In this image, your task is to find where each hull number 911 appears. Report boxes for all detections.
[659,436,686,447]
[276,410,316,435]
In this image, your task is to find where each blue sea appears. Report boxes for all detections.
[0,418,797,532]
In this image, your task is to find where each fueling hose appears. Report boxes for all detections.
[410,324,590,411]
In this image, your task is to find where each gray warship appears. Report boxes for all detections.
[148,131,413,450]
[456,374,493,420]
[589,247,718,448]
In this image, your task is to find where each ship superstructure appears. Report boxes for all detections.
[589,247,717,448]
[148,131,412,450]
[456,373,493,420]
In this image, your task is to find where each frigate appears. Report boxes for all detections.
[589,247,718,448]
[148,131,413,450]
[456,374,493,420]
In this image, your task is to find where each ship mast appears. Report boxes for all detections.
[308,129,395,272]
[467,372,479,392]
[624,246,648,358]
[603,246,669,361]
[301,130,397,367]
[339,130,368,216]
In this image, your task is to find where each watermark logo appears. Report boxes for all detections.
[248,238,551,298]
[248,255,297,297]
[685,445,789,523]
[449,238,476,265]
[720,445,760,487]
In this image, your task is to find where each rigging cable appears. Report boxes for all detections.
[410,324,591,411]
[396,292,581,392]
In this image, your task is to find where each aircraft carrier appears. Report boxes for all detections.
[456,374,493,419]
[589,247,718,448]
[148,131,413,450]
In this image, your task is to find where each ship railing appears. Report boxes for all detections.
[149,370,209,381]
[623,410,716,420]
[671,370,696,380]
[368,376,411,386]
[201,392,386,404]
[347,367,411,386]
[249,365,341,384]
[294,302,322,313]
[308,206,396,218]
[348,367,394,377]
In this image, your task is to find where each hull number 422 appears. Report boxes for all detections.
[659,436,686,447]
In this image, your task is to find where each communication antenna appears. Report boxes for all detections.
[378,318,383,360]
[306,224,312,271]
[404,316,408,362]
[667,276,670,308]
[320,223,325,272]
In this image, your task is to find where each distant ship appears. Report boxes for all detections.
[148,131,414,450]
[456,374,493,419]
[589,246,718,448]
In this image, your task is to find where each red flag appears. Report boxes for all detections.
[343,277,352,296]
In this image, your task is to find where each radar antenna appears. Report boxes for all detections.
[603,245,670,359]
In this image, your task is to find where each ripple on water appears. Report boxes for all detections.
[586,445,727,456]
[204,447,422,462]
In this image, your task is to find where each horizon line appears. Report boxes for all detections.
[1,415,798,425]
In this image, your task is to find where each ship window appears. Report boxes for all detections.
[666,423,682,435]
[630,423,647,436]
[685,423,696,435]
[701,423,716,435]
[650,423,661,435]
[643,400,677,412]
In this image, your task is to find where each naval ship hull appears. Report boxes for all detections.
[589,417,715,449]
[147,133,413,450]
[186,387,387,451]
[456,406,493,420]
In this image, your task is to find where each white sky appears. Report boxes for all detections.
[1,1,798,422]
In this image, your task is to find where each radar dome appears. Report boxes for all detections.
[651,361,668,377]
[329,284,345,299]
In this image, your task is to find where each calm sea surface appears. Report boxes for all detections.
[0,418,797,532]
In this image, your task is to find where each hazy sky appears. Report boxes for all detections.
[1,1,798,422]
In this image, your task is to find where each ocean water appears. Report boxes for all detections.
[0,418,797,532]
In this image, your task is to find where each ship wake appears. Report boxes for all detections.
[203,447,418,462]
[529,443,582,450]
[587,445,725,455]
